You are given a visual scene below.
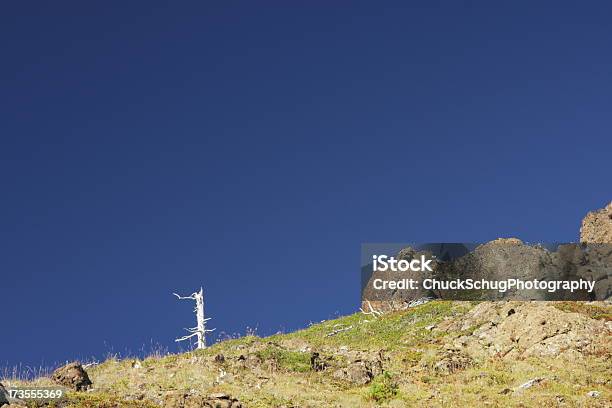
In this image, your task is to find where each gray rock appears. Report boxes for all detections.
[209,392,230,399]
[517,377,545,390]
[433,351,472,374]
[581,202,612,243]
[309,352,325,371]
[362,247,439,307]
[332,361,373,385]
[586,390,601,398]
[0,382,8,405]
[237,353,262,370]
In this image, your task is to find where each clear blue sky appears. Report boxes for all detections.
[1,2,610,368]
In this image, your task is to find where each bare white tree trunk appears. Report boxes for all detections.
[173,287,215,349]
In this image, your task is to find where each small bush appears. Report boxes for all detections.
[403,350,423,366]
[367,372,399,403]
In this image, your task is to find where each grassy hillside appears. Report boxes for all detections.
[4,301,611,407]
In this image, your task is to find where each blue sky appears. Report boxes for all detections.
[1,1,611,368]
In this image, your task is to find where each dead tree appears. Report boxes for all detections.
[173,287,215,349]
[360,300,383,319]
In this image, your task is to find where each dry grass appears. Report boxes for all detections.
[5,301,611,407]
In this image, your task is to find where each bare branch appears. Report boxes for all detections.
[173,292,196,300]
[326,325,353,337]
[360,300,383,318]
[175,332,199,342]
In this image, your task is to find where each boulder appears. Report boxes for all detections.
[332,360,373,385]
[237,353,262,370]
[310,352,327,371]
[0,382,8,406]
[433,350,472,374]
[581,202,612,243]
[577,202,612,300]
[440,238,559,300]
[362,246,440,310]
[438,237,609,301]
[51,362,92,391]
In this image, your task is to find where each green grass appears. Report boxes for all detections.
[256,346,312,373]
[366,371,399,403]
[552,301,612,321]
[26,393,160,408]
[274,301,470,350]
[9,301,611,408]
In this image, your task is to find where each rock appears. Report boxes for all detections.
[237,354,262,370]
[214,354,225,364]
[362,247,440,309]
[440,239,558,300]
[586,390,601,397]
[310,352,327,371]
[438,302,611,360]
[208,392,230,399]
[512,377,546,395]
[407,297,433,308]
[433,351,472,374]
[581,202,612,243]
[51,362,92,391]
[332,361,373,385]
[164,391,242,408]
[517,377,545,390]
[0,382,8,405]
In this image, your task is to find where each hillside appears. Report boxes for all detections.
[2,300,611,407]
[2,202,611,407]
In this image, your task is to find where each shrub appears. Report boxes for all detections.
[367,371,399,403]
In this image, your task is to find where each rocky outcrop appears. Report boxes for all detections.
[332,360,374,385]
[0,383,8,406]
[331,351,384,385]
[236,353,263,370]
[438,302,612,360]
[576,202,612,300]
[581,202,612,243]
[433,350,473,374]
[558,242,612,300]
[309,352,327,371]
[362,247,439,308]
[51,362,92,391]
[438,239,559,300]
